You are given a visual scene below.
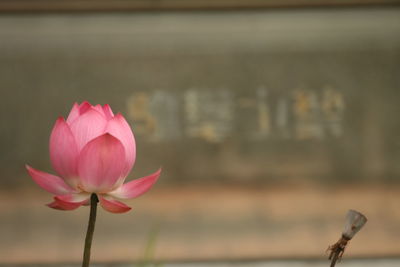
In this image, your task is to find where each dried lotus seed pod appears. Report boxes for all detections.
[327,209,367,267]
[342,209,367,240]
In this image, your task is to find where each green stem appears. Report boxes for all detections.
[82,193,98,267]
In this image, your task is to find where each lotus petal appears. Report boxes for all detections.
[47,196,86,210]
[98,195,132,213]
[78,134,126,192]
[109,168,161,199]
[102,104,114,120]
[26,165,75,195]
[69,108,107,151]
[105,114,136,178]
[49,117,79,181]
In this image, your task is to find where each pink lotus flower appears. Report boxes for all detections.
[26,101,161,213]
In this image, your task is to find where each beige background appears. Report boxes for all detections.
[0,8,400,264]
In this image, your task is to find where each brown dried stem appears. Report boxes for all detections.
[327,235,349,267]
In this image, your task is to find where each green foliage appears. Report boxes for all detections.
[135,227,161,267]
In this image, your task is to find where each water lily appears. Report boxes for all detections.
[26,101,161,214]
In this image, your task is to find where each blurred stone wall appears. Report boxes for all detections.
[0,8,399,187]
